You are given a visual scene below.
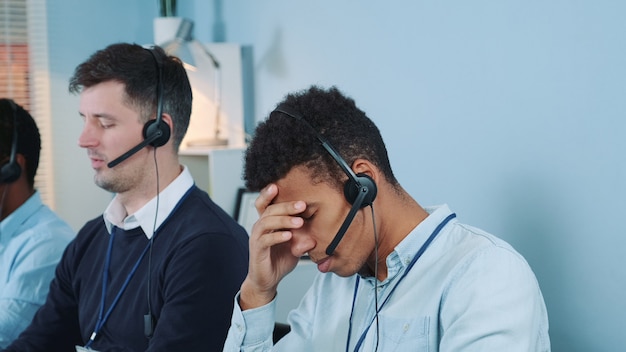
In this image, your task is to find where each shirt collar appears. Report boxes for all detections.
[362,204,455,285]
[0,190,43,243]
[102,165,194,238]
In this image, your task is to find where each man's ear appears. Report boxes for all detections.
[347,158,378,208]
[8,153,26,182]
[351,159,379,184]
[15,153,26,169]
[154,112,174,147]
[160,112,174,133]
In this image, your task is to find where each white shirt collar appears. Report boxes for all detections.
[392,204,454,265]
[361,204,454,285]
[102,165,194,238]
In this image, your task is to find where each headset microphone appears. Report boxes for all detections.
[107,48,170,169]
[273,104,377,256]
[325,186,371,255]
[107,129,165,168]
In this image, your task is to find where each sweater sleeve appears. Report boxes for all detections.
[147,231,248,352]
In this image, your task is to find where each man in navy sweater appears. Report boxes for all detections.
[4,43,249,351]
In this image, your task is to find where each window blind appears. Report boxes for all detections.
[1,0,54,208]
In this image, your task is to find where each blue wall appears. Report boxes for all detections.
[46,0,159,228]
[47,1,625,350]
[188,3,625,350]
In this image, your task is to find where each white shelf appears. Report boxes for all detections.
[179,145,234,155]
[179,146,245,217]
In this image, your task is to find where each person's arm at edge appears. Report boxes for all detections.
[223,184,307,351]
[222,292,277,352]
[0,233,71,347]
[3,236,83,351]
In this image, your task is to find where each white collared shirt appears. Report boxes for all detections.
[102,165,194,238]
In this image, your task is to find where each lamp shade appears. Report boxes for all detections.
[160,19,219,70]
[159,18,226,147]
[161,19,194,65]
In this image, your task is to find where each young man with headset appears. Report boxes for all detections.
[4,43,249,351]
[223,86,550,351]
[0,99,74,348]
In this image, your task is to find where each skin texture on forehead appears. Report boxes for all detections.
[274,165,376,277]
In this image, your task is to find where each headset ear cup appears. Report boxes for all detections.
[143,119,170,148]
[343,173,377,208]
[0,161,21,183]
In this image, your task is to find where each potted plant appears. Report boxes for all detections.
[159,0,177,17]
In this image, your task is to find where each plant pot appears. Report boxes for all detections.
[153,17,183,45]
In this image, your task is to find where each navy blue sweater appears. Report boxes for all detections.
[5,186,249,351]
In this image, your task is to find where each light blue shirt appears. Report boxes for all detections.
[223,204,550,351]
[0,191,74,348]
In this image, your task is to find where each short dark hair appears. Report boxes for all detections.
[68,43,192,150]
[0,99,41,188]
[244,85,397,191]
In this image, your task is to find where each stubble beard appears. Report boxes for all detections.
[94,169,135,194]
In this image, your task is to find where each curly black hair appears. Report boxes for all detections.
[68,43,192,150]
[0,99,41,188]
[244,86,397,192]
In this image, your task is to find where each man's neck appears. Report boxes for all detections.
[366,188,429,282]
[118,161,182,216]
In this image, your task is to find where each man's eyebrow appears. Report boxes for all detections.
[78,111,116,120]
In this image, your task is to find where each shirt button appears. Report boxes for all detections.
[403,323,410,332]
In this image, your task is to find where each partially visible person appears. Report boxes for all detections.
[223,86,550,351]
[0,98,74,348]
[4,43,249,351]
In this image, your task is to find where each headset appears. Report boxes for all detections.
[273,104,377,256]
[0,100,21,183]
[107,47,171,168]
